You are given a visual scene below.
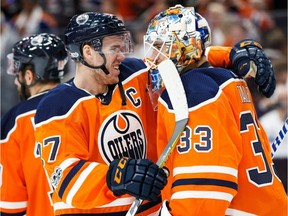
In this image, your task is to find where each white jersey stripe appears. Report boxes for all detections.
[0,201,27,209]
[225,208,257,216]
[171,191,233,202]
[59,158,80,171]
[66,162,98,205]
[173,165,238,177]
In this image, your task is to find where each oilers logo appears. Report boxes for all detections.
[98,110,147,164]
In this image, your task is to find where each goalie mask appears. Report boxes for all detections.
[144,4,211,72]
[144,5,211,110]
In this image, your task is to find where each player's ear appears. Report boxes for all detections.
[82,44,104,65]
[23,69,35,85]
[82,44,93,60]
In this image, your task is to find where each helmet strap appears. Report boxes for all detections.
[79,52,110,75]
[79,52,126,105]
[118,81,127,105]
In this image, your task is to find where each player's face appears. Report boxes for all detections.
[14,73,21,92]
[151,40,168,65]
[94,35,126,85]
[104,36,125,70]
[144,38,169,70]
[14,71,30,100]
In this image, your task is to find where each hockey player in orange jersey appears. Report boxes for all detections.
[33,11,278,215]
[143,5,287,215]
[0,33,68,215]
[34,12,169,215]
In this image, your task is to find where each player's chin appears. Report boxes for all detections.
[108,76,120,85]
[113,67,121,76]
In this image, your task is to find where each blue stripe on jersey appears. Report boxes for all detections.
[172,178,238,191]
[58,160,86,199]
[0,210,27,215]
[161,67,238,110]
[1,94,46,140]
[34,83,90,124]
[119,58,147,81]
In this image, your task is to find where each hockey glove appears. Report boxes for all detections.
[106,157,168,202]
[230,39,276,98]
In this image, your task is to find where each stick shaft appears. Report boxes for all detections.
[271,117,288,158]
[126,60,188,216]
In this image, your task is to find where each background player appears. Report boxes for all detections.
[0,33,68,215]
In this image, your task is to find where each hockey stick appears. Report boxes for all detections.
[126,59,189,216]
[271,117,288,158]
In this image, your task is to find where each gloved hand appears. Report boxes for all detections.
[230,39,276,98]
[106,157,168,202]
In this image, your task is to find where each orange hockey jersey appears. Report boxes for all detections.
[0,46,258,216]
[34,58,160,215]
[33,47,259,215]
[0,92,54,215]
[156,66,287,215]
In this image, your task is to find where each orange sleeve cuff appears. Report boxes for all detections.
[205,46,232,68]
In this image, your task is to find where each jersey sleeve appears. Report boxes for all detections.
[35,97,115,209]
[205,46,232,68]
[0,121,27,214]
[1,107,54,215]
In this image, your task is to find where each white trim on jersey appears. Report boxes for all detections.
[173,165,238,177]
[0,200,27,209]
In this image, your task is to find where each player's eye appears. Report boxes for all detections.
[109,46,123,54]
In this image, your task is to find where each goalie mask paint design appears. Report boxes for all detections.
[144,4,211,71]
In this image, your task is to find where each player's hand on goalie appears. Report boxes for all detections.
[106,157,168,202]
[230,39,276,98]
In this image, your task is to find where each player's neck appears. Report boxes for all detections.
[73,74,108,96]
[30,82,59,96]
